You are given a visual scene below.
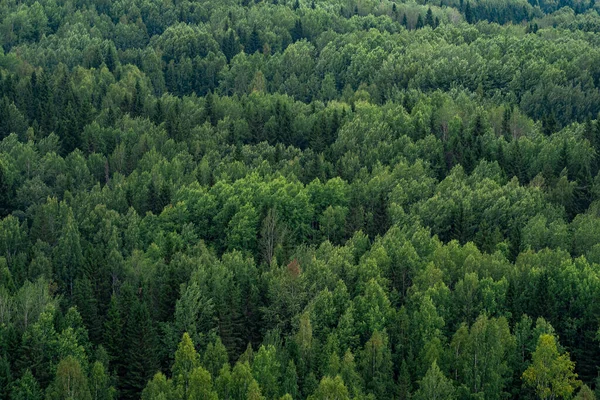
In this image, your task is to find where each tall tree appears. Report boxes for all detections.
[121,301,159,400]
[172,333,201,397]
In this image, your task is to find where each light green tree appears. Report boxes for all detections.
[414,361,456,400]
[523,334,581,399]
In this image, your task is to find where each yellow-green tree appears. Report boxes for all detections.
[523,334,580,399]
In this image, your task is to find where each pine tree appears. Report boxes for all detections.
[131,80,144,117]
[291,19,304,42]
[104,44,118,72]
[203,337,229,379]
[89,361,116,400]
[0,356,11,400]
[413,361,455,400]
[73,278,101,343]
[543,112,558,135]
[0,160,11,218]
[153,99,164,125]
[359,331,394,399]
[172,333,201,397]
[252,345,280,399]
[416,14,424,29]
[187,366,218,400]
[10,369,43,400]
[222,30,239,62]
[121,301,159,400]
[282,360,300,399]
[502,106,512,138]
[425,8,435,27]
[158,182,171,211]
[398,359,412,400]
[465,1,473,23]
[147,179,160,215]
[54,210,84,298]
[308,376,350,400]
[247,29,262,54]
[204,92,215,126]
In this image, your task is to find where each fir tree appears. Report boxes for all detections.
[465,1,473,23]
[121,301,159,400]
[425,8,435,27]
[247,28,262,54]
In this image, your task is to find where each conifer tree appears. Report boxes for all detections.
[426,8,435,27]
[121,301,159,400]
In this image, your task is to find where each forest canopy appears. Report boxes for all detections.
[2,0,600,399]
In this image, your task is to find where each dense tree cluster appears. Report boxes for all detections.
[2,0,600,399]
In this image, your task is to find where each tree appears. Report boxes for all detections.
[0,356,11,400]
[121,301,159,400]
[203,336,229,379]
[187,367,218,400]
[141,372,174,400]
[252,345,280,399]
[247,379,265,400]
[307,376,350,400]
[89,361,116,400]
[282,360,300,400]
[574,385,596,400]
[173,333,201,397]
[10,370,43,400]
[246,29,262,55]
[222,30,239,63]
[359,330,394,398]
[291,19,304,42]
[103,295,122,369]
[0,160,11,217]
[416,14,424,29]
[18,305,59,388]
[228,362,257,400]
[414,361,456,400]
[523,334,581,400]
[46,356,92,400]
[73,278,100,343]
[53,209,84,297]
[425,8,435,27]
[465,2,473,23]
[260,208,287,265]
[227,203,259,253]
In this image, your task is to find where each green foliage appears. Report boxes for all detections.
[0,0,600,399]
[523,334,581,400]
[414,361,456,400]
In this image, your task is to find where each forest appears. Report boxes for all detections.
[2,0,600,398]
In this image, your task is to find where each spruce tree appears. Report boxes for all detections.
[425,8,435,27]
[121,301,159,400]
[103,295,123,371]
[172,333,201,397]
[465,1,473,23]
[247,29,262,54]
